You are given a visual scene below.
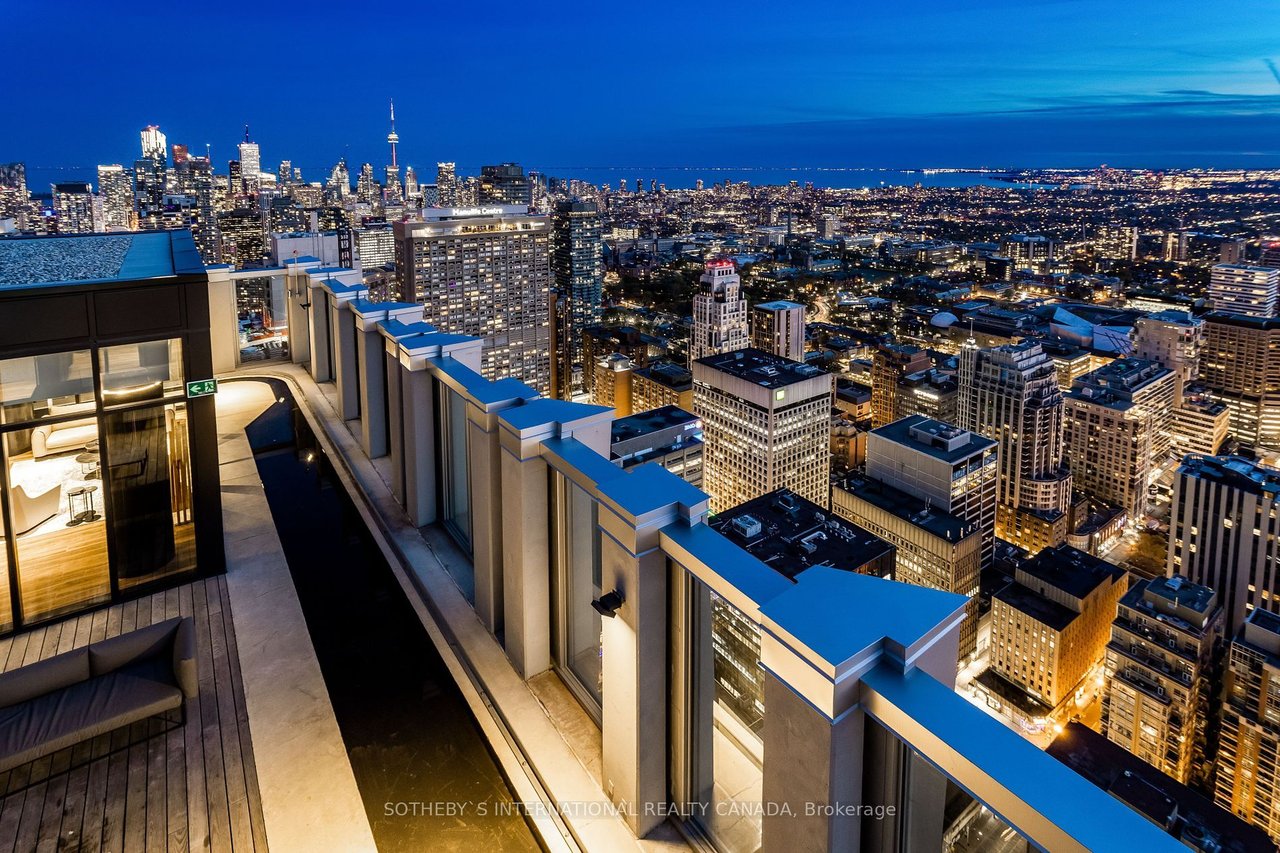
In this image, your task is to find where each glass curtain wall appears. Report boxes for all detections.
[235,274,289,362]
[551,472,603,717]
[0,339,197,630]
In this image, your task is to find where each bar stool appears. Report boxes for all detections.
[66,487,87,526]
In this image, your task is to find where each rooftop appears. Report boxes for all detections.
[839,475,975,542]
[1018,544,1125,601]
[0,231,203,289]
[754,300,805,311]
[1048,722,1274,853]
[1179,454,1280,498]
[994,581,1078,632]
[633,361,692,391]
[695,347,828,388]
[870,414,996,463]
[710,488,894,581]
[1139,575,1219,621]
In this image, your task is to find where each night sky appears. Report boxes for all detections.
[4,0,1280,185]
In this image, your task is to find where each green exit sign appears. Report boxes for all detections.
[186,379,218,398]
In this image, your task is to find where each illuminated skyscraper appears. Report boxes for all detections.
[327,159,351,198]
[140,125,167,163]
[356,163,378,206]
[237,126,261,196]
[551,200,603,398]
[436,162,457,206]
[394,206,551,393]
[51,183,94,234]
[384,99,403,205]
[478,163,531,207]
[958,339,1072,554]
[96,165,133,231]
[751,300,806,362]
[1210,264,1280,317]
[690,259,748,363]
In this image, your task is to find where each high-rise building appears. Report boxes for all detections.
[217,208,266,269]
[326,159,351,198]
[689,259,749,364]
[692,348,831,511]
[1200,312,1280,448]
[139,125,167,163]
[833,474,983,659]
[551,200,603,397]
[1172,392,1230,457]
[1216,608,1280,842]
[751,300,806,362]
[958,340,1072,554]
[989,545,1127,716]
[1210,264,1280,317]
[610,405,704,487]
[580,326,666,398]
[50,183,95,234]
[188,157,219,264]
[1261,239,1280,268]
[1133,311,1202,405]
[436,162,457,207]
[1001,234,1057,264]
[238,126,261,197]
[632,362,694,413]
[356,163,378,207]
[395,206,551,393]
[1101,575,1222,786]
[478,163,531,207]
[96,165,133,231]
[355,222,395,268]
[1063,359,1176,524]
[870,343,933,428]
[1170,454,1280,637]
[1096,225,1138,261]
[865,415,998,569]
[593,353,633,415]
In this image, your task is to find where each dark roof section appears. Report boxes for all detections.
[0,230,204,289]
[838,474,976,542]
[994,582,1077,632]
[1048,722,1275,853]
[869,414,996,463]
[710,488,894,582]
[1020,544,1126,601]
[695,347,829,389]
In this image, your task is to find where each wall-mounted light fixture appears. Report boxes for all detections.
[591,590,624,618]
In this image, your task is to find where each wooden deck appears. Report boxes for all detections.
[0,576,268,852]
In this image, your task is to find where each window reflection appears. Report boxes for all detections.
[553,474,603,714]
[99,338,184,404]
[105,401,196,590]
[0,350,95,426]
[5,424,110,623]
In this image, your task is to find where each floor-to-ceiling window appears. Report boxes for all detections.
[551,472,603,717]
[236,274,289,363]
[0,339,199,630]
[437,384,475,601]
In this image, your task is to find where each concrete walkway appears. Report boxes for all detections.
[216,379,377,853]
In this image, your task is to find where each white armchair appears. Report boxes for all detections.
[11,483,60,535]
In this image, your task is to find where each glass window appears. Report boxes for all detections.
[0,350,95,426]
[99,338,184,406]
[554,475,603,713]
[443,389,472,548]
[5,424,110,623]
[103,401,197,590]
[236,275,289,362]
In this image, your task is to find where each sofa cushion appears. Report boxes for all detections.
[0,647,90,709]
[88,619,181,677]
[42,423,98,451]
[0,672,182,773]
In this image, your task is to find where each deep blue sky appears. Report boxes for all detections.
[4,0,1280,185]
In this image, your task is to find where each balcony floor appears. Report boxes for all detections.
[0,576,268,853]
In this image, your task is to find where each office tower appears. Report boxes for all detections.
[0,162,29,228]
[356,163,378,206]
[276,160,291,185]
[865,415,997,570]
[50,183,95,234]
[238,127,260,196]
[326,159,351,198]
[1210,264,1280,317]
[436,162,457,206]
[692,349,831,511]
[188,157,220,263]
[1216,609,1280,842]
[593,353,633,415]
[1096,225,1138,261]
[1133,310,1202,405]
[354,222,395,268]
[1001,234,1057,264]
[140,125,167,163]
[958,340,1072,554]
[95,165,133,231]
[395,206,551,393]
[383,100,402,205]
[217,208,266,269]
[690,259,748,364]
[632,362,693,413]
[580,326,666,398]
[1101,575,1222,785]
[1170,455,1280,638]
[989,545,1127,715]
[893,367,958,425]
[478,163,531,207]
[551,200,604,397]
[1063,359,1176,524]
[610,405,704,487]
[403,166,420,205]
[1200,313,1280,448]
[870,343,932,428]
[833,474,982,659]
[751,300,806,362]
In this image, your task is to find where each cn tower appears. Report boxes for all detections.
[385,99,403,204]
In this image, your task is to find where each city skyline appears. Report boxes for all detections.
[4,0,1280,185]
